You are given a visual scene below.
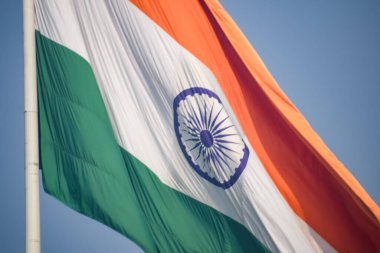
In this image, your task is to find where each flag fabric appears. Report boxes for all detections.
[35,0,380,252]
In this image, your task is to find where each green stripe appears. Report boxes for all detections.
[36,31,270,253]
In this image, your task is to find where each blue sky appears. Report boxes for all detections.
[0,0,379,252]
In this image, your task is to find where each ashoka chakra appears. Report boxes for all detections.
[173,87,249,189]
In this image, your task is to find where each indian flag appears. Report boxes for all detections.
[35,0,380,252]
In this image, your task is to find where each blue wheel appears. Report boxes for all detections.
[173,87,249,189]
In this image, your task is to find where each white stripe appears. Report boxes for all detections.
[35,0,89,61]
[36,0,336,252]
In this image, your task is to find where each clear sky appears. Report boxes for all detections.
[0,0,379,252]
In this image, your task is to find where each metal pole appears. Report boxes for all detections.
[24,0,41,252]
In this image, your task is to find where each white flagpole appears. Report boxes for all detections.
[24,0,41,252]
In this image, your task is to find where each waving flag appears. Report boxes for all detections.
[35,0,380,252]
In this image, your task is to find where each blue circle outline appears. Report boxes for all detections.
[173,87,249,189]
